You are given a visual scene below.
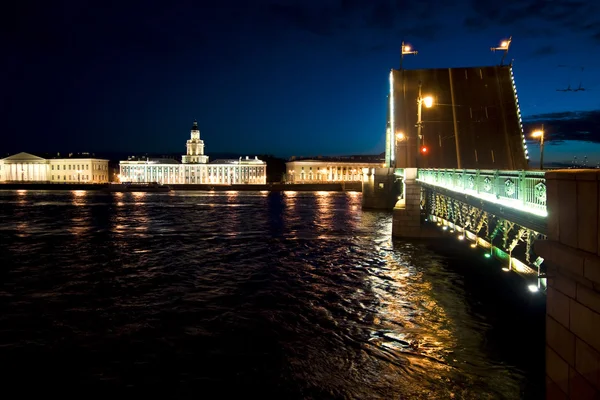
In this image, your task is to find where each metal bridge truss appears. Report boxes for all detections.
[415,168,548,291]
[425,190,546,289]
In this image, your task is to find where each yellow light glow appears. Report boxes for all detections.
[500,41,508,48]
[285,191,297,196]
[396,132,405,141]
[389,71,395,162]
[423,96,434,108]
[531,130,544,138]
[317,191,329,196]
[403,45,411,52]
[260,190,269,194]
[73,190,86,197]
[17,189,27,195]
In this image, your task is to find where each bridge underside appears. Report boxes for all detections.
[387,65,529,170]
[422,188,546,284]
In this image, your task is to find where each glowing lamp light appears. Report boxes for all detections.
[470,243,477,248]
[528,284,539,293]
[500,41,509,48]
[421,146,428,154]
[396,132,405,141]
[484,253,491,258]
[442,226,448,231]
[458,235,464,240]
[423,96,434,108]
[531,130,544,138]
[502,267,510,272]
[403,45,411,52]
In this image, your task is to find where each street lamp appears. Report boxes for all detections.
[531,125,545,170]
[490,36,512,66]
[396,132,405,141]
[417,82,434,152]
[400,41,418,69]
[423,96,434,108]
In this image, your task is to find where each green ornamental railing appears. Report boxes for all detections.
[417,169,547,217]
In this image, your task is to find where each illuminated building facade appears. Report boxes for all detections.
[119,121,267,185]
[285,156,384,183]
[0,152,109,183]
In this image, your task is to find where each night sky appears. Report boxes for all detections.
[3,0,600,164]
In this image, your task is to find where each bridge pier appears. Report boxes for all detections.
[361,168,401,210]
[391,168,439,238]
[534,170,600,399]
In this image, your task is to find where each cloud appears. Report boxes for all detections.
[264,0,450,40]
[523,110,600,143]
[267,3,336,36]
[531,45,557,57]
[463,0,600,43]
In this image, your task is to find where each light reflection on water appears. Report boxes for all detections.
[0,190,542,398]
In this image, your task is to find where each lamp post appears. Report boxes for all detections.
[490,37,512,66]
[532,125,545,170]
[416,81,434,159]
[400,41,418,70]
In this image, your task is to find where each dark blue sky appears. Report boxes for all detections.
[3,0,600,163]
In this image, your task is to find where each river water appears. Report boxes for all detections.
[0,190,544,399]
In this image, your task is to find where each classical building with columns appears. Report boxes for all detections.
[285,155,384,183]
[119,121,266,185]
[0,152,109,183]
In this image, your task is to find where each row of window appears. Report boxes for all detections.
[51,164,107,171]
[51,174,106,181]
[292,175,363,181]
[122,166,265,173]
[299,166,370,171]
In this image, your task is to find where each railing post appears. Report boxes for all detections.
[476,169,481,194]
[519,170,526,206]
[493,170,500,198]
[452,169,455,188]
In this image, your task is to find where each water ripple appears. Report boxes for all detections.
[0,190,543,399]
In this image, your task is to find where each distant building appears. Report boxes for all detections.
[0,152,109,183]
[285,155,384,183]
[119,121,266,185]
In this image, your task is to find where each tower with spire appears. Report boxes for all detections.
[182,120,209,164]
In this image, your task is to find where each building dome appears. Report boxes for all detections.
[191,120,199,131]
